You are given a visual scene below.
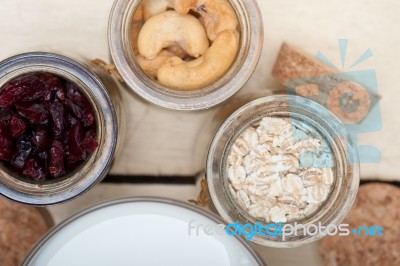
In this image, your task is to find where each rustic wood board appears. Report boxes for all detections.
[1,0,400,181]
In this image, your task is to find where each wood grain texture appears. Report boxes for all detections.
[0,0,400,180]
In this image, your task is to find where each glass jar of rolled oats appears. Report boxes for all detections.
[108,0,263,110]
[206,95,360,248]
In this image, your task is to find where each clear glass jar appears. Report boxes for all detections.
[206,95,360,248]
[108,0,263,110]
[0,52,123,205]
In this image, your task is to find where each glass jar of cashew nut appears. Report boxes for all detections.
[206,95,360,248]
[108,0,263,110]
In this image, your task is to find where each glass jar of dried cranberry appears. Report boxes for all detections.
[0,52,123,205]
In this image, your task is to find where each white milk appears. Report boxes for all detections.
[26,200,262,266]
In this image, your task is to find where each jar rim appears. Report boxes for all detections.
[206,95,360,248]
[0,52,118,205]
[108,0,264,111]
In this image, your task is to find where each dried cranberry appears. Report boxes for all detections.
[82,129,98,153]
[39,74,65,101]
[68,123,86,164]
[0,82,29,107]
[31,127,49,150]
[11,135,33,169]
[65,99,83,120]
[66,99,95,127]
[49,101,65,136]
[66,113,78,127]
[0,108,13,121]
[82,110,95,127]
[65,83,94,127]
[0,123,13,161]
[36,151,49,175]
[0,137,13,161]
[16,102,49,125]
[38,73,61,90]
[19,79,48,102]
[66,82,83,102]
[22,159,46,181]
[49,140,65,178]
[10,115,27,138]
[0,73,99,181]
[56,89,65,101]
[0,75,53,107]
[0,122,9,136]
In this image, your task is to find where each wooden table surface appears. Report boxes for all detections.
[1,1,399,265]
[1,0,400,181]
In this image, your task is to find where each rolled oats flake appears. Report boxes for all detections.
[226,117,334,223]
[237,190,251,209]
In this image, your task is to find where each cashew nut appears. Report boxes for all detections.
[133,2,144,21]
[137,50,175,79]
[199,0,238,40]
[138,11,209,60]
[171,0,238,41]
[169,0,198,14]
[131,2,145,55]
[166,45,189,59]
[157,30,239,90]
[131,22,144,55]
[136,45,188,78]
[143,0,198,16]
[142,0,170,20]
